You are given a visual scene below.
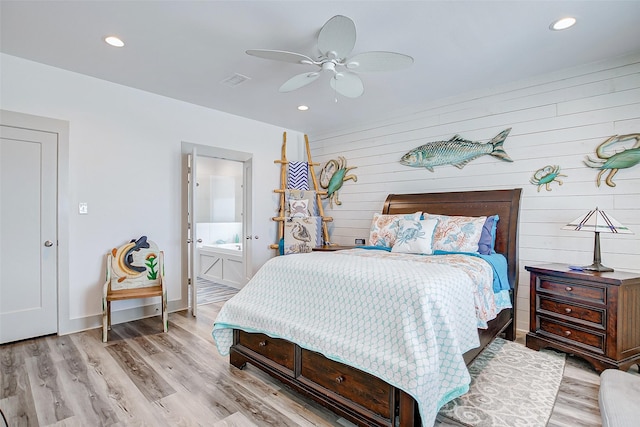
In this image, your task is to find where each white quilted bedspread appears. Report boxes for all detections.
[212,249,497,425]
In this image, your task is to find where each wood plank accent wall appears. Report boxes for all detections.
[309,53,640,332]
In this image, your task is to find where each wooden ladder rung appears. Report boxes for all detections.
[273,189,327,196]
[274,160,320,166]
[272,216,333,222]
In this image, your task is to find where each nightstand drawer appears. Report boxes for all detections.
[536,276,606,304]
[538,317,605,354]
[537,296,606,329]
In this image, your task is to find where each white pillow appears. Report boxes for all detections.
[391,218,439,255]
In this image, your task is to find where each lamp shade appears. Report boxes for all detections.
[562,207,633,272]
[563,208,632,234]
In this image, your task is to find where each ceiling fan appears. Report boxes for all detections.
[246,15,414,98]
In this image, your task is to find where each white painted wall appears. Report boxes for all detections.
[0,53,304,334]
[310,53,640,332]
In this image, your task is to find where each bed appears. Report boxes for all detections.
[213,188,522,426]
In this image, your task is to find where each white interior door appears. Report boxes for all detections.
[0,125,58,343]
[189,147,198,317]
[243,158,253,282]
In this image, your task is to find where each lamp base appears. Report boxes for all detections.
[582,231,614,272]
[582,262,614,273]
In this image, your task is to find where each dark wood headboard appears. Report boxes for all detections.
[382,188,522,291]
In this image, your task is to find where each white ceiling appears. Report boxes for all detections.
[2,1,640,135]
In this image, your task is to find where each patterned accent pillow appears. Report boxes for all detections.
[286,189,317,216]
[425,213,487,253]
[289,199,309,217]
[391,218,439,254]
[369,212,422,247]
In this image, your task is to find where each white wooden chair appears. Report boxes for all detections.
[102,236,167,342]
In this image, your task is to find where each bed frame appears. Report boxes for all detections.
[229,188,522,426]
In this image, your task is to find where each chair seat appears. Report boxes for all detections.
[106,285,163,301]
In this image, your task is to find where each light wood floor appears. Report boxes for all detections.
[1,302,636,427]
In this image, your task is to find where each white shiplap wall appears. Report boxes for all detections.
[309,53,640,332]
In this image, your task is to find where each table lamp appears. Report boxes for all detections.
[562,207,633,272]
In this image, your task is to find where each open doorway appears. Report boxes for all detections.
[182,142,252,316]
[194,156,243,305]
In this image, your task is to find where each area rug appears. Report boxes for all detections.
[438,338,566,427]
[196,277,239,305]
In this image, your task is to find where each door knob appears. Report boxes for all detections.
[197,238,202,243]
[44,240,54,247]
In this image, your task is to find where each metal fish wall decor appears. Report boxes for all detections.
[400,128,513,171]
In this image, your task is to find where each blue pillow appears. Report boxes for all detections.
[478,215,499,255]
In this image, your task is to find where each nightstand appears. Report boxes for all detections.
[312,245,356,252]
[526,264,640,372]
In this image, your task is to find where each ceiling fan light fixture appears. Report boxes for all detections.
[104,36,124,47]
[247,15,412,98]
[322,62,336,72]
[550,17,576,31]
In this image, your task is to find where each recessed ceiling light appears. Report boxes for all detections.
[550,17,576,31]
[297,105,309,111]
[104,36,124,47]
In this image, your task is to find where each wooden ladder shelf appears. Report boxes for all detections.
[269,132,332,251]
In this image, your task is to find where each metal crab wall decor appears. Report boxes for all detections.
[319,156,357,208]
[530,165,567,192]
[584,133,640,187]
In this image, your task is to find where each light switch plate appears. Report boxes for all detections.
[79,202,88,214]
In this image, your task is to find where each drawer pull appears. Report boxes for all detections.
[564,330,572,336]
[259,341,267,347]
[565,286,573,292]
[335,376,344,384]
[565,308,572,314]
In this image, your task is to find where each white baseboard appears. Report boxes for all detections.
[59,299,188,336]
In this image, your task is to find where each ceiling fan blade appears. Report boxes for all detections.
[346,51,414,72]
[246,49,316,65]
[279,72,321,92]
[330,72,364,98]
[317,15,356,60]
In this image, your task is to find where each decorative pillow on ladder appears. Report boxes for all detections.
[284,217,320,254]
